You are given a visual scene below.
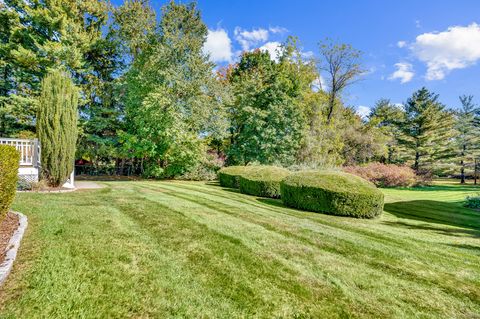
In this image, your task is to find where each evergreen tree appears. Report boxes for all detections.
[454,95,480,183]
[0,0,109,137]
[398,87,455,173]
[369,99,407,164]
[37,69,78,187]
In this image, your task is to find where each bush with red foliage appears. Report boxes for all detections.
[343,163,420,187]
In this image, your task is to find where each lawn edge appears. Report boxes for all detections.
[0,211,28,287]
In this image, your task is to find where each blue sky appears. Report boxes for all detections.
[116,0,480,115]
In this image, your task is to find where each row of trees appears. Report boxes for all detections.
[1,0,478,182]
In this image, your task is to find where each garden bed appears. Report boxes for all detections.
[0,212,19,264]
[0,211,27,287]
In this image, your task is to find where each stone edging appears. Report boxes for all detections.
[17,188,76,194]
[0,211,28,287]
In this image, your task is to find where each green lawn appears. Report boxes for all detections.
[1,180,479,318]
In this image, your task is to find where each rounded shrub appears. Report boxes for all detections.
[239,166,290,198]
[281,170,384,218]
[218,166,254,188]
[0,145,20,222]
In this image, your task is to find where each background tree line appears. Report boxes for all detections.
[1,0,479,182]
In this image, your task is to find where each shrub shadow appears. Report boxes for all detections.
[384,200,480,237]
[256,198,285,208]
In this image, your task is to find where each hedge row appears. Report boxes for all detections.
[0,145,20,222]
[218,166,255,188]
[217,166,384,218]
[239,166,290,198]
[281,171,384,218]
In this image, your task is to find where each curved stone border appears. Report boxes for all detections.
[0,211,28,287]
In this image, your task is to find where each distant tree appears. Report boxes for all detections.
[340,107,387,165]
[227,39,315,166]
[369,99,407,164]
[318,40,365,123]
[454,95,480,183]
[398,88,455,173]
[37,70,78,187]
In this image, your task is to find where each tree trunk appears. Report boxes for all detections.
[475,158,478,185]
[414,151,420,172]
[326,93,335,123]
[460,160,465,184]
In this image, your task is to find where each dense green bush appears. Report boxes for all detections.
[464,194,480,209]
[281,170,384,218]
[0,145,20,221]
[239,166,290,198]
[218,166,254,188]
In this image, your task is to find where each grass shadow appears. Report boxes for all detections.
[384,200,480,236]
[256,197,285,209]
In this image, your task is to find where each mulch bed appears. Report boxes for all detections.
[0,212,19,266]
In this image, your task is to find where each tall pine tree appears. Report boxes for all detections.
[454,95,480,183]
[398,87,455,174]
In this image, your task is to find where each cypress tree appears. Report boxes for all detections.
[37,69,78,187]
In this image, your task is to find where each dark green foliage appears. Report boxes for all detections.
[123,1,227,178]
[37,69,78,187]
[239,166,290,198]
[227,42,316,166]
[281,170,384,218]
[218,166,254,188]
[398,87,456,173]
[0,145,19,221]
[464,194,480,209]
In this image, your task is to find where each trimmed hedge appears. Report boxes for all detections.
[281,170,384,218]
[218,166,255,188]
[239,166,290,198]
[0,145,20,222]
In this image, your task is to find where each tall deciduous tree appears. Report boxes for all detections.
[454,95,480,183]
[37,69,78,186]
[227,40,315,166]
[398,87,455,173]
[124,1,227,177]
[318,40,365,123]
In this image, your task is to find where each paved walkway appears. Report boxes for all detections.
[75,181,105,189]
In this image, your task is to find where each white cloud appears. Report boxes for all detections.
[259,41,282,61]
[311,76,326,92]
[397,41,406,48]
[356,106,371,119]
[269,26,288,34]
[203,28,233,63]
[234,27,269,51]
[411,23,480,80]
[389,62,414,83]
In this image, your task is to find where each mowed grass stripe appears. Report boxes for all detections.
[114,185,354,317]
[0,181,478,318]
[153,182,479,261]
[129,182,480,316]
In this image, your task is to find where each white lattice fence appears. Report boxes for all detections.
[0,138,40,167]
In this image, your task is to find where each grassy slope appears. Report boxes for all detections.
[0,181,479,318]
